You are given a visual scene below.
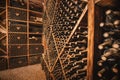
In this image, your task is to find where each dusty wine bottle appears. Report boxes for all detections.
[105,9,120,23]
[99,22,115,29]
[101,48,120,61]
[105,9,120,17]
[98,38,113,50]
[97,67,109,77]
[103,30,120,39]
[112,63,120,74]
[112,39,120,48]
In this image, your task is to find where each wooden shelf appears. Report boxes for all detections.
[29,54,42,56]
[29,10,42,14]
[29,44,42,45]
[29,32,43,34]
[0,56,8,58]
[8,19,27,23]
[9,55,28,58]
[8,6,27,11]
[8,32,27,34]
[29,21,42,25]
[8,44,27,45]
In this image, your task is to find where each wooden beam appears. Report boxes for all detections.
[87,0,95,80]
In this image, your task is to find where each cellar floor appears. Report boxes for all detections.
[0,64,46,80]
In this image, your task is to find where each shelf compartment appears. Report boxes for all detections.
[29,34,42,44]
[29,0,43,12]
[29,11,42,23]
[8,21,27,32]
[0,57,8,70]
[29,23,43,33]
[52,59,65,80]
[9,0,27,9]
[8,8,27,21]
[29,45,44,55]
[9,56,28,69]
[8,33,27,44]
[29,55,41,65]
[8,45,27,56]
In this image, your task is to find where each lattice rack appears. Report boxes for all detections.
[0,0,43,70]
[42,0,120,80]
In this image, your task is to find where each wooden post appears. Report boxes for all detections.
[87,0,95,80]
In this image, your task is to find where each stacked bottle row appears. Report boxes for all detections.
[52,0,87,53]
[52,60,65,80]
[43,0,88,79]
[97,9,120,80]
[60,25,88,80]
[41,56,53,80]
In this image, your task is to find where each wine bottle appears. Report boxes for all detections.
[65,67,77,76]
[74,46,87,53]
[73,50,87,58]
[63,62,74,70]
[99,22,115,30]
[69,65,87,74]
[97,67,109,77]
[75,41,87,48]
[114,20,120,28]
[19,0,26,6]
[103,31,114,38]
[73,58,87,66]
[74,39,87,45]
[98,38,113,50]
[97,60,105,66]
[105,9,120,23]
[97,58,117,67]
[71,34,87,42]
[112,63,120,74]
[69,55,83,61]
[114,20,120,25]
[70,70,86,80]
[74,31,88,36]
[105,9,120,17]
[103,31,120,39]
[112,39,120,49]
[101,48,120,61]
[76,66,87,74]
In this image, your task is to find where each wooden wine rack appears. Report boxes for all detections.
[42,0,120,80]
[43,0,88,80]
[0,0,43,70]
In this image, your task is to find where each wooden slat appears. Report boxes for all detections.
[0,48,7,54]
[0,35,6,40]
[42,54,51,72]
[87,0,95,80]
